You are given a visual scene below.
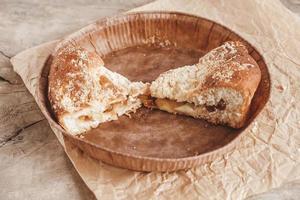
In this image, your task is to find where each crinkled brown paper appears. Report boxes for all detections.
[10,0,300,199]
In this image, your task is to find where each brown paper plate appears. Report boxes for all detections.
[38,12,270,172]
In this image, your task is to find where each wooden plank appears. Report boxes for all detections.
[0,0,299,199]
[0,0,152,199]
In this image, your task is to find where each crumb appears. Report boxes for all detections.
[79,134,85,139]
[125,113,132,118]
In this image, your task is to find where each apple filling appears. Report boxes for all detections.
[140,96,227,116]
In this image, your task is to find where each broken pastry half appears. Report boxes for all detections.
[48,46,149,135]
[142,41,261,128]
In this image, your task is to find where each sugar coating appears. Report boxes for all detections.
[48,46,148,134]
[150,41,261,128]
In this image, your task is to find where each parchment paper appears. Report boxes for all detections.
[10,0,300,199]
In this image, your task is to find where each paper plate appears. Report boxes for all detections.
[38,12,270,172]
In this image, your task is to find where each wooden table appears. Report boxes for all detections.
[0,0,299,199]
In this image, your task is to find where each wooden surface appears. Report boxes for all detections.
[0,0,299,199]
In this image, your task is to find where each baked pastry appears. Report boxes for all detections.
[48,46,149,135]
[142,41,261,128]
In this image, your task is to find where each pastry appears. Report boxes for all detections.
[48,46,149,135]
[143,41,261,128]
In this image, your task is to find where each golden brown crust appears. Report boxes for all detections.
[48,46,104,119]
[192,41,261,125]
[203,42,260,91]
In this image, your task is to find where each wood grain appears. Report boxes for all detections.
[0,0,299,199]
[0,0,152,199]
